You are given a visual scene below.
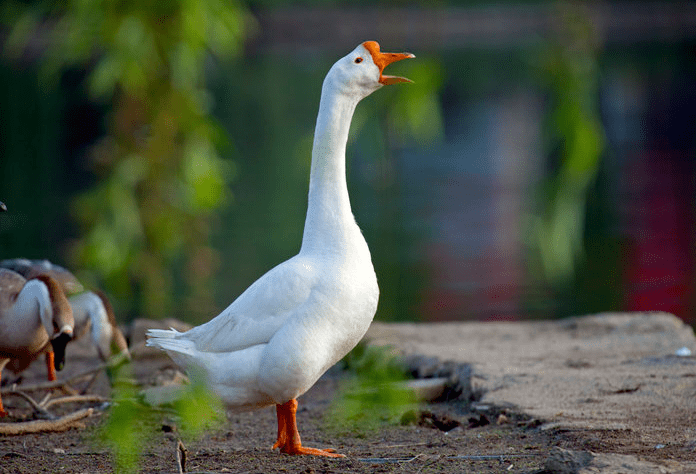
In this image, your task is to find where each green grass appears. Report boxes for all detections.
[325,344,420,436]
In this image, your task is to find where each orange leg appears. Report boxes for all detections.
[272,402,288,450]
[45,351,57,382]
[271,399,344,457]
[0,370,6,417]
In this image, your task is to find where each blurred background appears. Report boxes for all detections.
[0,1,694,326]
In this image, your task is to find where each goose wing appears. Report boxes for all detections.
[177,255,319,354]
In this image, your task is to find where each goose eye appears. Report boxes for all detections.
[354,57,363,64]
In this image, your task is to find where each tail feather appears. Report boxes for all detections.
[148,338,195,356]
[146,327,181,341]
[147,329,198,369]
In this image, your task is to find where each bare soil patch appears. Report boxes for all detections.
[0,372,555,474]
[0,329,556,473]
[2,313,694,473]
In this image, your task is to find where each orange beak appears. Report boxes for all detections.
[363,41,415,85]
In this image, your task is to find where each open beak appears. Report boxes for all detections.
[362,41,415,85]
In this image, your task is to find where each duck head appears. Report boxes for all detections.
[50,331,72,371]
[33,275,74,371]
[324,41,415,99]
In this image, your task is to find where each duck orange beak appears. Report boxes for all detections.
[363,41,415,85]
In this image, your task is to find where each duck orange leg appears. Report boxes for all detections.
[272,399,344,457]
[45,351,57,382]
[0,371,6,417]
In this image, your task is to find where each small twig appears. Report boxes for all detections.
[0,408,93,435]
[357,453,542,464]
[358,456,425,464]
[403,454,430,463]
[448,454,541,460]
[1,378,74,395]
[0,363,109,395]
[39,392,52,407]
[2,351,131,396]
[42,394,107,410]
[176,439,187,474]
[4,387,55,419]
[371,441,430,449]
[61,384,79,396]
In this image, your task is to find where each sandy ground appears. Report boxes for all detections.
[366,312,696,472]
[0,312,694,473]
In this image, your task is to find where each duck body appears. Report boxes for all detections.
[0,269,74,416]
[148,41,413,455]
[0,272,58,360]
[0,259,130,362]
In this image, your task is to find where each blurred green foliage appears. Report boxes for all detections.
[0,1,616,327]
[325,344,419,435]
[99,364,147,473]
[100,362,224,474]
[526,3,605,294]
[172,368,226,439]
[3,0,248,320]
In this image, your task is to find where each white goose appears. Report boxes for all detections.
[0,271,74,417]
[147,41,413,456]
[0,259,130,363]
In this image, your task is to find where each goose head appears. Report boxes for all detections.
[325,41,414,99]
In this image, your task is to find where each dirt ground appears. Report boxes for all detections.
[0,348,555,473]
[365,313,696,473]
[0,367,553,473]
[0,376,562,474]
[0,314,694,473]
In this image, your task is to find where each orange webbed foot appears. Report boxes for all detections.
[279,445,345,458]
[272,399,345,458]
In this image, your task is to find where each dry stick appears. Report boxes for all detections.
[42,394,108,410]
[371,442,430,449]
[0,362,110,395]
[38,392,52,407]
[60,384,79,396]
[176,439,187,474]
[4,387,55,419]
[0,408,93,435]
[357,453,541,464]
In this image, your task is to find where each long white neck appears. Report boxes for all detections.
[300,81,361,255]
[14,279,53,335]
